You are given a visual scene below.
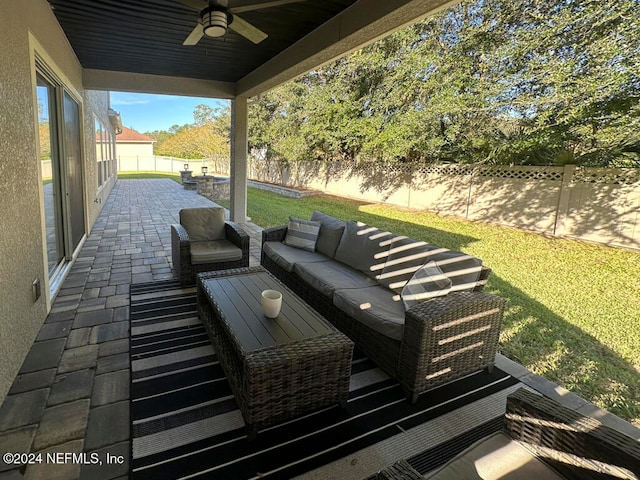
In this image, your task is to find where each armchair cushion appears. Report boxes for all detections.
[190,240,243,265]
[424,431,564,479]
[180,207,226,241]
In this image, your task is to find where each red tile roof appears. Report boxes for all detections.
[117,126,156,143]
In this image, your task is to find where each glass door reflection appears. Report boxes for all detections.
[37,74,65,279]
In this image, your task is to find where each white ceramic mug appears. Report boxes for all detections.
[261,290,282,318]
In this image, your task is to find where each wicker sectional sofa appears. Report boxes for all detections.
[261,211,506,403]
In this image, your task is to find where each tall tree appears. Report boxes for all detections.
[248,0,640,167]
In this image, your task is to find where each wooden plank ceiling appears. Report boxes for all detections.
[48,0,358,83]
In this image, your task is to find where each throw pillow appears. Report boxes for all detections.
[284,216,321,252]
[401,261,452,311]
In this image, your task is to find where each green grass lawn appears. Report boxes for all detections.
[117,171,182,182]
[221,187,640,425]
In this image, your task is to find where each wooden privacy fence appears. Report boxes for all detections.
[247,160,640,251]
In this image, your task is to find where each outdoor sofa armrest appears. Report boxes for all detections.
[505,388,640,479]
[262,225,288,244]
[398,291,505,403]
[224,221,250,250]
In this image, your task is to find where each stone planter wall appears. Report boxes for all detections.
[196,176,230,201]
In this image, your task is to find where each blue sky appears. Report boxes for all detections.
[110,92,228,133]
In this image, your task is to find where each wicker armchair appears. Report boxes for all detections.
[367,388,640,479]
[171,207,249,287]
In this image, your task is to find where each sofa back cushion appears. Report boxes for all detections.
[378,236,442,293]
[180,207,226,241]
[310,211,346,258]
[283,216,321,252]
[429,250,484,292]
[379,236,484,293]
[334,221,395,279]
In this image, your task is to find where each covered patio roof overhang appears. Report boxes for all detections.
[49,0,457,221]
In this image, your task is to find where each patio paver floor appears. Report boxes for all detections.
[0,178,637,480]
[0,179,261,480]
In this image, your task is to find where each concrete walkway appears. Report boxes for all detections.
[0,179,262,480]
[1,178,638,480]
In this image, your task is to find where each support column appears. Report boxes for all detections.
[230,96,248,223]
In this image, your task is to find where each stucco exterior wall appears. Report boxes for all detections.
[116,143,154,159]
[0,0,114,403]
[85,90,117,227]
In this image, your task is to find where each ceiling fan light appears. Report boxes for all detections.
[202,8,228,37]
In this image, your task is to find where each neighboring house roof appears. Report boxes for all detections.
[116,126,156,143]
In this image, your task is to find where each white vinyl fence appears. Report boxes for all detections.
[247,160,640,251]
[115,154,640,251]
[117,155,229,175]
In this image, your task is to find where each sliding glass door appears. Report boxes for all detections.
[36,69,86,286]
[63,91,86,251]
[37,74,65,279]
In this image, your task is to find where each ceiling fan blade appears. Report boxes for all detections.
[230,0,305,14]
[177,0,208,11]
[229,14,268,44]
[183,23,204,45]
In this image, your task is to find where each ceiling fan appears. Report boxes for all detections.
[179,0,305,45]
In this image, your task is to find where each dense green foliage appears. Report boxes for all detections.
[147,105,230,159]
[249,0,640,167]
[218,187,640,425]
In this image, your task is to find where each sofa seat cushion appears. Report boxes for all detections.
[424,432,565,480]
[310,211,346,258]
[263,241,328,272]
[293,260,378,298]
[334,221,395,279]
[333,286,405,341]
[190,240,243,265]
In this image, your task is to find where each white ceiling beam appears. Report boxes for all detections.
[235,0,458,98]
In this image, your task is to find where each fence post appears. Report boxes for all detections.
[553,164,576,237]
[465,165,477,220]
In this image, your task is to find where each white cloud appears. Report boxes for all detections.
[110,93,151,106]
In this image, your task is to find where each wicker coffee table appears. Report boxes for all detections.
[197,266,354,439]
